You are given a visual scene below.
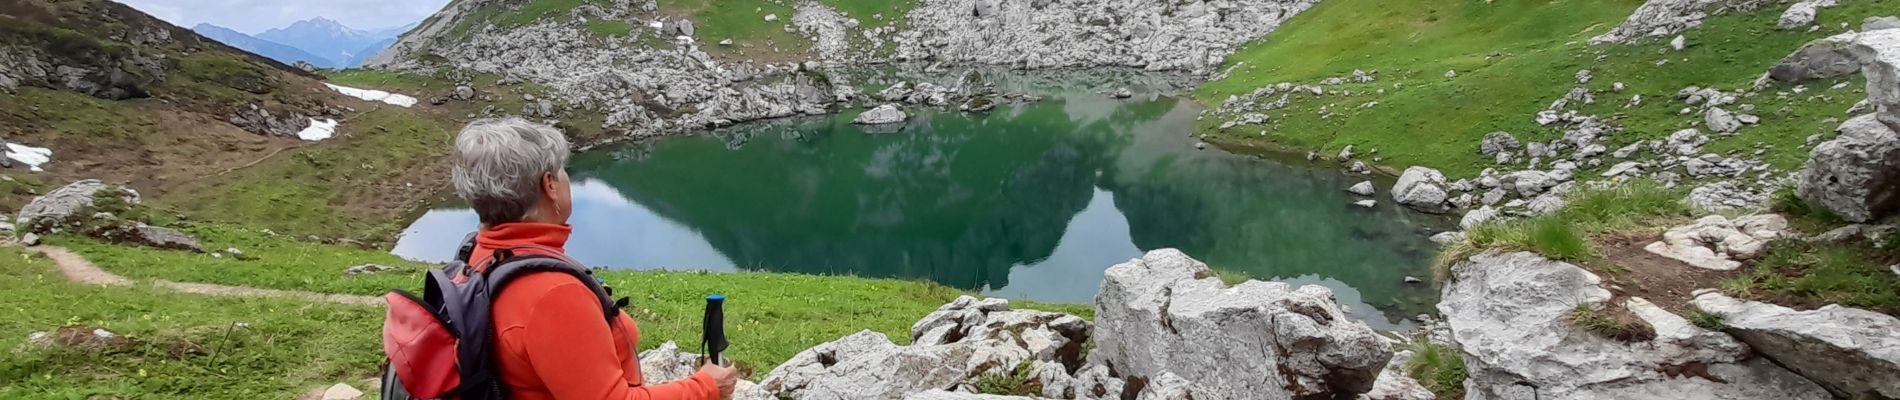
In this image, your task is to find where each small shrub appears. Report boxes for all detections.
[1527,218,1593,260]
[1405,339,1467,400]
[1770,187,1846,232]
[1565,304,1655,342]
[1683,306,1726,331]
[974,360,1041,396]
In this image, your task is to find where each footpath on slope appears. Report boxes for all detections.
[24,245,381,306]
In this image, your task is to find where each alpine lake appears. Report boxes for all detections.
[394,70,1450,330]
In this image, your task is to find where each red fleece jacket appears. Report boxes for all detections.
[470,223,719,400]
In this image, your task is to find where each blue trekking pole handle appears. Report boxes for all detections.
[703,294,728,365]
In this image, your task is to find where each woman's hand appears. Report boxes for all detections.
[697,362,739,399]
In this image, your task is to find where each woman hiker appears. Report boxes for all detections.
[451,117,740,400]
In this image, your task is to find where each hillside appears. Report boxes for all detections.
[0,0,520,243]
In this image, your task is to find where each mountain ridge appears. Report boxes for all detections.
[257,17,390,68]
[191,23,337,67]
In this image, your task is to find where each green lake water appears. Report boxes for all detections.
[394,86,1448,329]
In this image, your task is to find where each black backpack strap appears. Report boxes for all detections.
[483,254,620,322]
[453,231,480,264]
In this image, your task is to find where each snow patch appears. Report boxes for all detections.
[297,118,339,141]
[323,83,417,108]
[5,143,52,172]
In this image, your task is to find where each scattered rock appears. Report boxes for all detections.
[1348,181,1376,196]
[1354,199,1377,208]
[1866,16,1900,31]
[320,383,363,400]
[1339,145,1356,161]
[1109,87,1133,99]
[21,232,40,246]
[1705,107,1742,133]
[1091,249,1392,399]
[1671,34,1687,50]
[1687,182,1769,212]
[23,325,133,353]
[1391,167,1451,214]
[1429,231,1467,245]
[1692,292,1900,399]
[1602,161,1645,177]
[1460,206,1499,229]
[1643,214,1790,271]
[1796,114,1900,222]
[343,264,399,276]
[17,179,137,230]
[1442,251,1830,400]
[452,85,474,100]
[1479,131,1520,157]
[764,13,779,22]
[853,104,909,125]
[1805,224,1895,243]
[1778,1,1819,30]
[1591,0,1726,44]
[1359,350,1433,400]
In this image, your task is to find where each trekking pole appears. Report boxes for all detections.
[703,294,728,366]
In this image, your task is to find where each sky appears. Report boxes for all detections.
[118,0,451,34]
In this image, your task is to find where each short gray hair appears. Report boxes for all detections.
[451,117,570,224]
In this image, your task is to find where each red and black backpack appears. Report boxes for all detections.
[380,233,626,400]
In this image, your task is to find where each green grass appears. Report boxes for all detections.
[1723,240,1900,315]
[0,247,384,399]
[586,19,635,37]
[174,53,275,95]
[57,222,1093,374]
[1404,338,1466,399]
[1437,182,1690,280]
[1198,0,1891,177]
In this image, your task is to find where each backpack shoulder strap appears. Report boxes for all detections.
[483,251,620,322]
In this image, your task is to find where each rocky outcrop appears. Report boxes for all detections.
[1091,249,1392,399]
[1360,350,1434,400]
[1392,167,1451,214]
[1691,292,1900,399]
[759,329,1024,398]
[1440,251,1830,400]
[1643,214,1790,271]
[893,0,1321,75]
[372,7,839,138]
[761,294,1087,399]
[1590,0,1725,44]
[1798,114,1900,222]
[17,179,138,230]
[638,342,774,400]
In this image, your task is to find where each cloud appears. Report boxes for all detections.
[118,0,450,34]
